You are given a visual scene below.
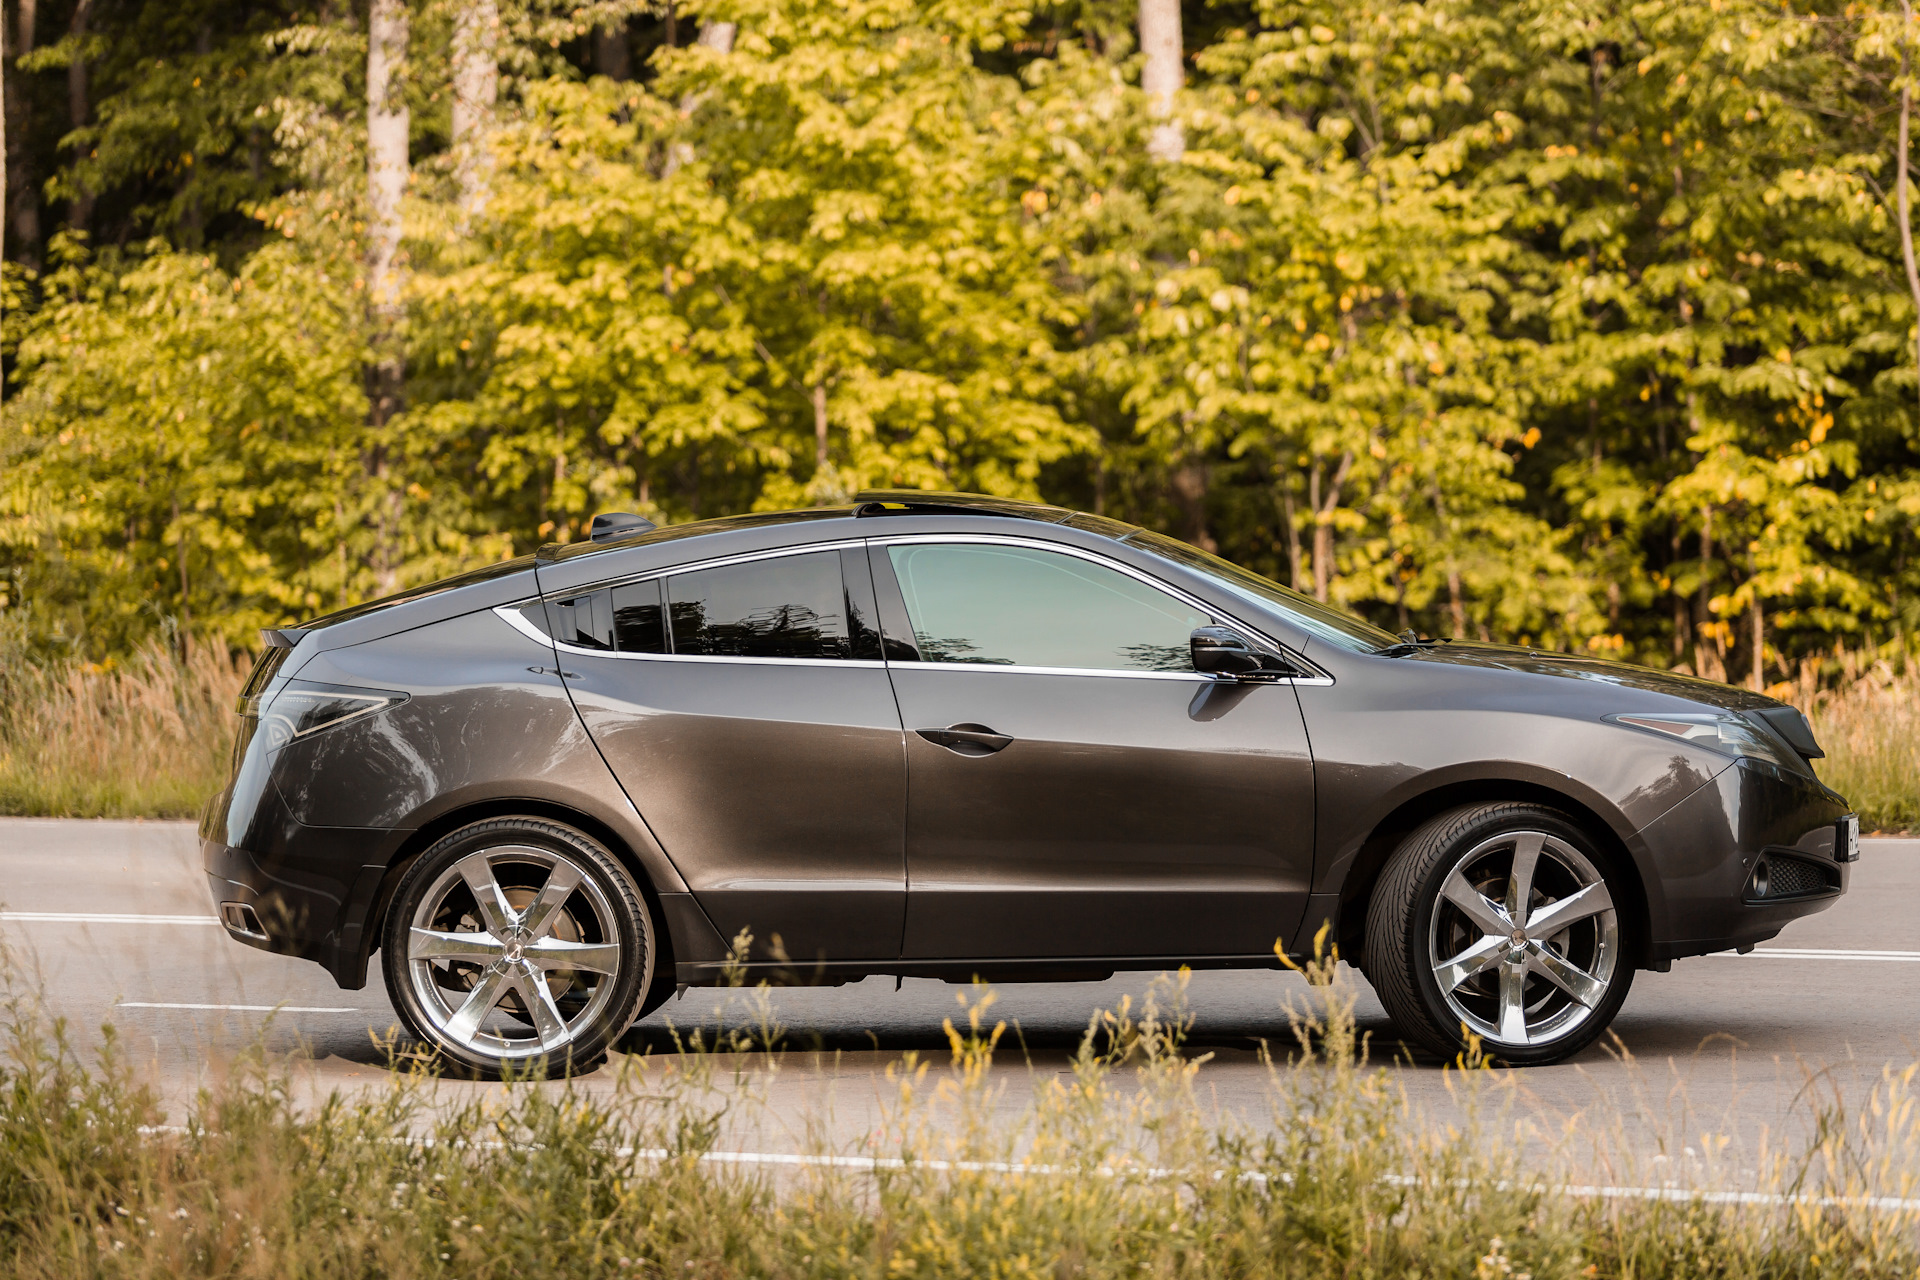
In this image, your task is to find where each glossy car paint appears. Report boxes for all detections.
[866,539,1317,962]
[203,498,1852,1000]
[553,615,909,963]
[202,570,726,988]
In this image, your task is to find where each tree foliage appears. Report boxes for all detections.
[4,0,1920,687]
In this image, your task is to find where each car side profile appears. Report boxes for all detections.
[202,492,1856,1075]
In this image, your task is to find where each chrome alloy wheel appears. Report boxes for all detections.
[1426,829,1619,1049]
[406,844,622,1061]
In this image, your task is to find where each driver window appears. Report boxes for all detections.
[885,543,1211,673]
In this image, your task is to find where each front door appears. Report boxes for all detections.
[549,544,906,963]
[872,538,1316,963]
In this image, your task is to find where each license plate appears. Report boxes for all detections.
[1837,813,1860,863]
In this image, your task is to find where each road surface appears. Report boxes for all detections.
[2,817,1914,1170]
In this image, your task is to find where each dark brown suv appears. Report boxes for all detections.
[202,492,1855,1075]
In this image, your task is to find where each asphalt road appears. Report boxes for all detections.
[2,817,1916,1167]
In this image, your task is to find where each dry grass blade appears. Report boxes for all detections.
[0,949,1916,1279]
[0,640,245,819]
[1792,650,1920,833]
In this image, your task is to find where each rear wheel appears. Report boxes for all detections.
[381,817,653,1078]
[1363,803,1635,1066]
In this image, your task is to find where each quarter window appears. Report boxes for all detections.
[547,592,613,651]
[884,543,1211,672]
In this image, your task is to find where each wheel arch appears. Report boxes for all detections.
[1332,779,1652,971]
[357,797,698,992]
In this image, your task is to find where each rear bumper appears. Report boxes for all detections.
[1638,759,1851,962]
[200,776,396,989]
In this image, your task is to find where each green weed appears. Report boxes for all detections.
[0,952,1915,1279]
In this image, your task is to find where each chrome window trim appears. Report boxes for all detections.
[495,529,1334,685]
[871,532,1334,685]
[503,538,876,667]
[491,604,885,669]
[495,601,553,646]
[550,538,869,595]
[898,661,1208,683]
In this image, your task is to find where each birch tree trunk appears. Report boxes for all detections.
[1138,0,1182,163]
[1899,0,1920,411]
[367,0,409,334]
[366,0,410,592]
[1,15,6,404]
[451,0,497,224]
[5,0,38,265]
[1309,451,1353,603]
[662,21,737,179]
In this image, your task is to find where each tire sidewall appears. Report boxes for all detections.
[1391,805,1637,1067]
[380,818,652,1079]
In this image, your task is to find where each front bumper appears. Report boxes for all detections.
[1637,758,1851,962]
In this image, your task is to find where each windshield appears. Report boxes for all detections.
[1124,530,1398,654]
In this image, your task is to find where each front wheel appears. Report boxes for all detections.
[381,817,654,1078]
[1363,804,1635,1066]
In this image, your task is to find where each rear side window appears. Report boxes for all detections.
[667,552,850,659]
[611,580,667,654]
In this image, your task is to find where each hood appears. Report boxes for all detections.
[1395,642,1778,712]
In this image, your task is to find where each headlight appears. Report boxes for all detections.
[240,680,408,750]
[1606,711,1806,773]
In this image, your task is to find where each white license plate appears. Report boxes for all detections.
[1838,813,1860,863]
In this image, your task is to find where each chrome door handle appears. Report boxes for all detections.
[915,723,1013,756]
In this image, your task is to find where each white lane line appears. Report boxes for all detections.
[115,1002,367,1014]
[124,1126,1920,1214]
[1,911,218,925]
[1712,948,1920,962]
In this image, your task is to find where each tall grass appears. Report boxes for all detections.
[1,952,1917,1279]
[1792,651,1920,834]
[0,639,245,819]
[0,632,1913,831]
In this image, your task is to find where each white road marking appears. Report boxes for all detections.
[1713,948,1920,962]
[115,1002,367,1014]
[1,911,219,925]
[123,1125,1920,1214]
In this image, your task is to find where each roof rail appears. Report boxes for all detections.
[851,490,1071,522]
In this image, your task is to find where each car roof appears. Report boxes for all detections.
[533,490,1113,566]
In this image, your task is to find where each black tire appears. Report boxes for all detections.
[1363,803,1637,1066]
[381,817,654,1079]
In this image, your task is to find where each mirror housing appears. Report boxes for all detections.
[1191,626,1289,680]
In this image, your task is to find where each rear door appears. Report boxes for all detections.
[548,543,906,963]
[871,536,1316,962]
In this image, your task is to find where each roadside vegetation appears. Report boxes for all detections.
[0,634,242,820]
[1799,652,1920,835]
[1,954,1916,1279]
[6,0,1920,693]
[4,634,1915,830]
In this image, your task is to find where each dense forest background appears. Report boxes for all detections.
[4,0,1920,693]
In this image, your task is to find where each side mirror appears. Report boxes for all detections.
[1191,626,1271,680]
